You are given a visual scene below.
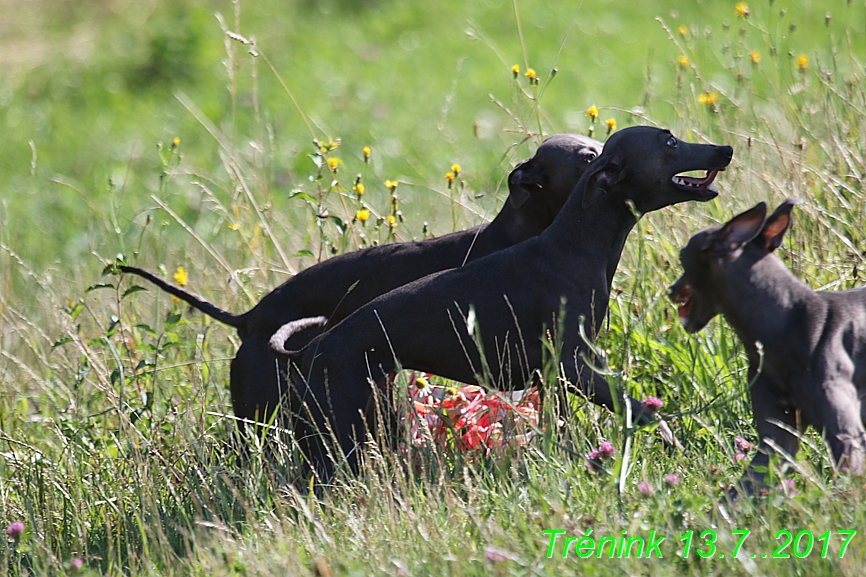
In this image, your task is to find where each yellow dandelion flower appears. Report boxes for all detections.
[735,2,749,18]
[524,68,537,82]
[362,146,371,162]
[605,118,617,134]
[173,266,188,287]
[445,172,455,183]
[385,179,398,191]
[587,105,599,121]
[511,64,520,78]
[678,55,690,68]
[171,137,181,149]
[355,208,370,222]
[750,50,761,64]
[354,183,365,197]
[678,25,688,37]
[796,53,808,71]
[698,92,719,106]
[327,157,341,171]
[228,223,239,231]
[451,164,461,175]
[387,215,397,228]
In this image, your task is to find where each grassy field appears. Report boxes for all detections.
[2,0,866,574]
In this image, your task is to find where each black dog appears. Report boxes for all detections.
[120,134,602,428]
[273,126,733,475]
[670,199,866,493]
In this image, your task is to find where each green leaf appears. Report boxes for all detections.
[293,249,314,258]
[52,337,74,350]
[135,359,153,371]
[87,282,114,292]
[133,323,156,336]
[329,215,346,235]
[289,191,317,203]
[69,304,85,321]
[101,254,127,276]
[122,285,147,299]
[164,312,182,329]
[86,336,108,348]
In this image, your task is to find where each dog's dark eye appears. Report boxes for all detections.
[667,136,678,148]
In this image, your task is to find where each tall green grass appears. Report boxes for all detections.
[2,0,866,574]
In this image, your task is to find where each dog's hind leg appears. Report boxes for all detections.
[799,366,866,475]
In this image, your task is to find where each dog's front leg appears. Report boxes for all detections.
[740,375,801,495]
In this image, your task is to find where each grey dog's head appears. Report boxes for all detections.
[669,199,800,333]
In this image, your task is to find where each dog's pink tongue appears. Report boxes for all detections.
[682,170,719,186]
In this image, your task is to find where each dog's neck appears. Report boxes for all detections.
[481,197,557,250]
[427,197,552,265]
[719,252,817,361]
[544,191,638,279]
[538,191,639,331]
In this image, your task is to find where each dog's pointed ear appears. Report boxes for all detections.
[706,201,768,254]
[507,158,541,208]
[580,154,624,208]
[759,198,801,252]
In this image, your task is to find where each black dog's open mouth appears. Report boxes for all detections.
[671,284,693,324]
[671,169,722,194]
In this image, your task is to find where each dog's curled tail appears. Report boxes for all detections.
[269,316,328,357]
[119,265,245,328]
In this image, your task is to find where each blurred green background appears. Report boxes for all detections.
[2,0,855,273]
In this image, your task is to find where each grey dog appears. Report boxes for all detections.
[671,199,866,493]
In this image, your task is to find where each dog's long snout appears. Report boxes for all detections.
[716,145,734,165]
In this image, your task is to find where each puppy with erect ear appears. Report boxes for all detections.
[670,199,802,334]
[671,198,866,497]
[700,199,799,255]
[756,198,799,251]
[701,201,768,253]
